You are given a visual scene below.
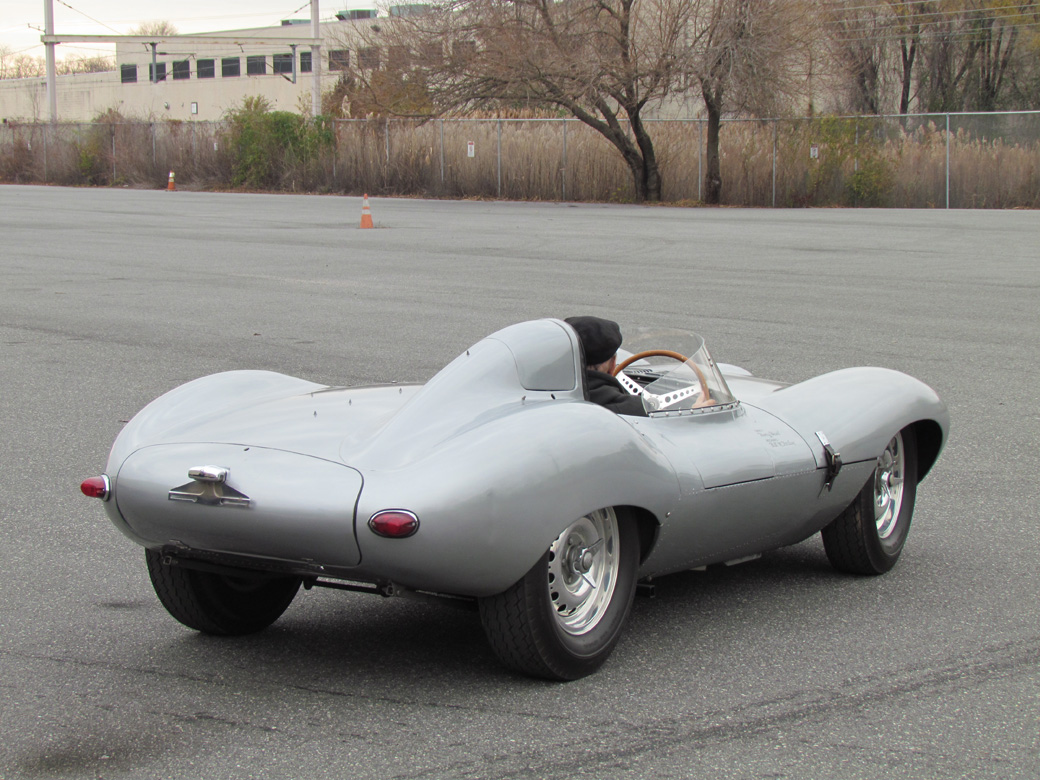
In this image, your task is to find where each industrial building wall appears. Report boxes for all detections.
[0,71,327,122]
[1,19,370,123]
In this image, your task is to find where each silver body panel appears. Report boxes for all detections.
[100,319,949,598]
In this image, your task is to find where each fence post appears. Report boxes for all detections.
[497,119,502,198]
[853,119,859,207]
[854,120,859,173]
[43,124,48,183]
[772,119,777,208]
[111,126,116,183]
[151,122,156,168]
[561,119,567,201]
[698,120,703,202]
[945,113,951,209]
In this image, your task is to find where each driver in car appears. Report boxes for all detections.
[566,316,648,417]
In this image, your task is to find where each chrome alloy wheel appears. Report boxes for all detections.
[547,508,620,636]
[874,432,906,540]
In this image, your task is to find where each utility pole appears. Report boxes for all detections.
[44,0,57,123]
[311,0,321,117]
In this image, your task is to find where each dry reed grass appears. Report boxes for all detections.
[1,115,1037,208]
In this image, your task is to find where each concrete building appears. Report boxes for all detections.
[0,10,405,123]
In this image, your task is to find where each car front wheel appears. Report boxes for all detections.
[478,507,639,680]
[822,428,918,575]
[145,550,301,635]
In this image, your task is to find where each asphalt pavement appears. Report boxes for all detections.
[1,185,1038,779]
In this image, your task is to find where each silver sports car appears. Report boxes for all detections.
[82,318,949,680]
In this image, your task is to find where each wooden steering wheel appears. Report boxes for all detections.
[613,350,712,403]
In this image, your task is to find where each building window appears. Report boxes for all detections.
[300,51,312,73]
[172,60,190,80]
[247,55,267,75]
[273,53,294,74]
[222,57,240,77]
[120,64,137,83]
[197,59,215,79]
[358,46,381,70]
[328,49,350,71]
[149,62,167,82]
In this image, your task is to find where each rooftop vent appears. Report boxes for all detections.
[389,4,430,15]
[335,9,376,20]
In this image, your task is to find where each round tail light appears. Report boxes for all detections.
[80,475,111,501]
[369,510,419,538]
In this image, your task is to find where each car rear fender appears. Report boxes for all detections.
[107,370,325,472]
[351,401,678,598]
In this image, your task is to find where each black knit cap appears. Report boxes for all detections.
[565,316,623,366]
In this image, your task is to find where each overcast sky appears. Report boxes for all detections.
[2,1,357,60]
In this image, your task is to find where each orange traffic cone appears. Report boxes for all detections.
[167,171,176,191]
[360,194,374,229]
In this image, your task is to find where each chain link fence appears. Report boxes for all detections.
[2,111,1037,207]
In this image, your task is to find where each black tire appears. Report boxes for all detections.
[145,550,301,635]
[822,428,918,575]
[478,507,639,681]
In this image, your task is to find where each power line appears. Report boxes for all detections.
[818,0,1040,13]
[817,0,1040,28]
[54,0,123,36]
[1,42,47,56]
[825,22,1040,45]
[818,3,1040,44]
[823,13,1040,32]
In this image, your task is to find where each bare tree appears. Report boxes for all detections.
[351,0,805,203]
[356,0,708,202]
[813,0,1038,115]
[7,54,45,79]
[962,2,1025,110]
[823,0,889,114]
[692,0,807,203]
[1004,8,1040,108]
[57,54,115,75]
[818,0,936,115]
[885,0,932,115]
[912,0,1037,112]
[130,21,180,38]
[0,51,114,80]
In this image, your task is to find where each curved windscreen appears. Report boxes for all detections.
[615,330,735,415]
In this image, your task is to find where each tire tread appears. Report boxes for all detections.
[145,550,299,635]
[478,510,638,681]
[822,428,918,576]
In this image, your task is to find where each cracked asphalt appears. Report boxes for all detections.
[1,186,1037,779]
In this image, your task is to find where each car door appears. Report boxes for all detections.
[633,402,821,576]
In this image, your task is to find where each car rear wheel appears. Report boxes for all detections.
[478,507,638,680]
[145,550,301,635]
[822,428,918,575]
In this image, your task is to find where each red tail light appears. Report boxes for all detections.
[368,510,419,538]
[80,475,111,501]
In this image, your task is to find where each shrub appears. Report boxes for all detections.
[224,96,333,189]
